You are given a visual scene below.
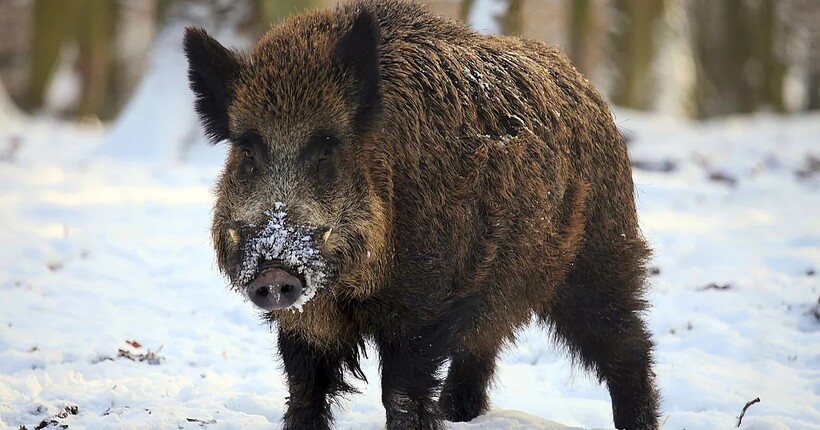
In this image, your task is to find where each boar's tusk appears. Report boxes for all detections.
[227,228,240,247]
[322,227,333,244]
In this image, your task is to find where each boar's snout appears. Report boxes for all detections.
[246,267,304,311]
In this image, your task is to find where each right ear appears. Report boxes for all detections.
[333,9,382,132]
[183,27,240,144]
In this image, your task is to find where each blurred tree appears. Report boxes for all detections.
[25,0,118,119]
[690,0,788,118]
[459,0,525,36]
[460,0,476,22]
[4,0,811,120]
[567,0,594,74]
[501,0,524,36]
[757,0,786,112]
[790,0,820,110]
[810,75,820,110]
[608,0,665,110]
[23,0,66,112]
[75,0,118,118]
[0,1,31,107]
[257,0,322,28]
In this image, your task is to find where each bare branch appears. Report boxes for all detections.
[736,397,761,427]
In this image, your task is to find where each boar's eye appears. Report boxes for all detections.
[234,132,262,176]
[302,132,341,177]
[240,147,255,174]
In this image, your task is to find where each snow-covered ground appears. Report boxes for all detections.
[2,23,820,430]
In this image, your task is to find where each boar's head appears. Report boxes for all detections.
[183,10,389,312]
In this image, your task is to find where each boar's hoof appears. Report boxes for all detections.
[247,268,303,310]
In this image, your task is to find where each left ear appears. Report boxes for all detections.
[333,8,382,131]
[183,27,241,144]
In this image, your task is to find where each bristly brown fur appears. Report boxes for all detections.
[185,1,660,429]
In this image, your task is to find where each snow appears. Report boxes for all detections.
[237,203,327,311]
[1,25,820,430]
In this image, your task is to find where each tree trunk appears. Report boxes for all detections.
[567,0,594,74]
[757,0,786,112]
[257,0,322,26]
[75,0,118,119]
[809,73,820,110]
[24,0,74,112]
[609,0,664,110]
[500,0,524,36]
[460,0,476,22]
[24,0,118,119]
[689,0,787,118]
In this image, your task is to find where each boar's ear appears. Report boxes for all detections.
[333,9,382,131]
[183,27,240,144]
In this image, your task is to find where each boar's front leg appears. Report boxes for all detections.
[277,329,353,430]
[377,331,447,430]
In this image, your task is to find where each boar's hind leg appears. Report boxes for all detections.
[438,343,500,422]
[543,241,660,430]
[278,329,359,430]
[377,333,448,430]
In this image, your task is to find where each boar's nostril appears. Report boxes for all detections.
[254,285,271,298]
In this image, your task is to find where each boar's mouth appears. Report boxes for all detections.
[234,204,328,312]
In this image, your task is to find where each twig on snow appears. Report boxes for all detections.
[117,344,164,365]
[699,282,732,291]
[736,397,761,427]
[186,418,217,426]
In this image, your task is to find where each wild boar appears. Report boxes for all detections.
[184,1,660,429]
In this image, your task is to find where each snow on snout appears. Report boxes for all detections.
[236,202,326,311]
